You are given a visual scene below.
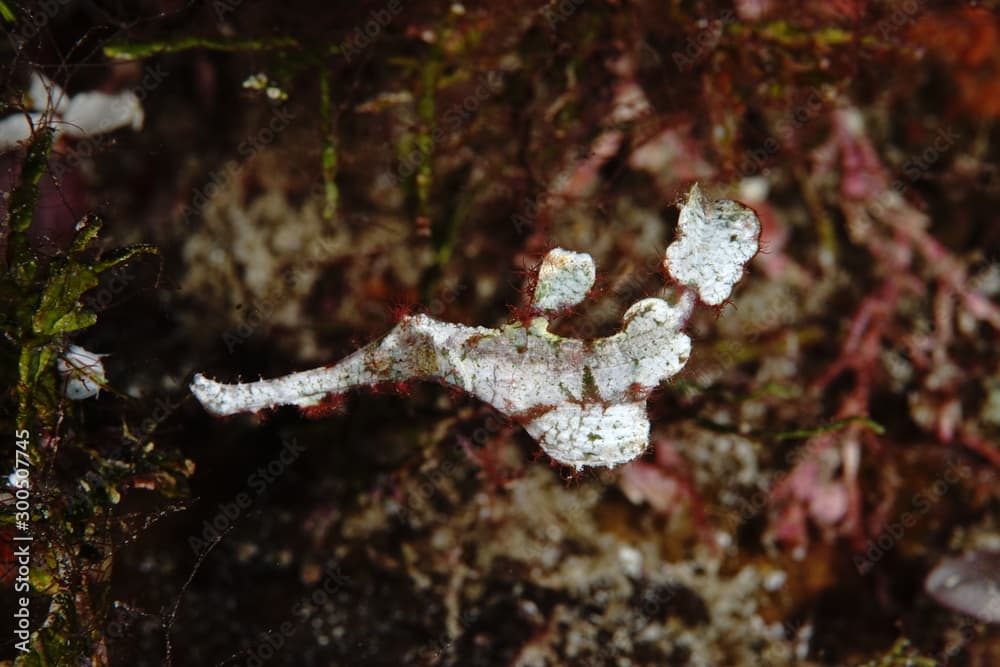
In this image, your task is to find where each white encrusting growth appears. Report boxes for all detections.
[57,345,108,400]
[0,72,144,152]
[532,248,595,312]
[191,184,760,468]
[665,184,760,306]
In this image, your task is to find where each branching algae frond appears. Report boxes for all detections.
[191,184,760,468]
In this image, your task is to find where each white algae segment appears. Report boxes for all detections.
[0,72,143,152]
[665,184,760,306]
[532,248,596,313]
